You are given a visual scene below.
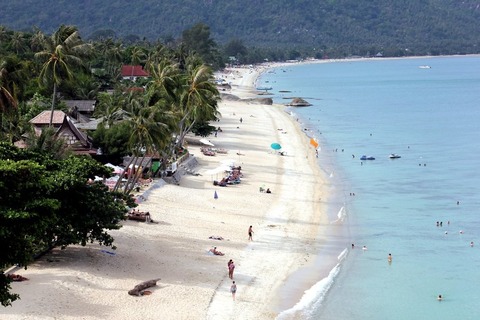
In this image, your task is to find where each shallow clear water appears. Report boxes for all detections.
[260,56,480,319]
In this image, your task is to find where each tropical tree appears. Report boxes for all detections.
[111,92,175,193]
[0,142,134,306]
[174,57,220,149]
[128,46,146,66]
[29,27,45,52]
[94,38,124,75]
[34,25,92,126]
[181,23,220,67]
[9,32,27,55]
[146,58,179,105]
[0,75,16,115]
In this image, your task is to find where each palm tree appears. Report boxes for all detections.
[34,25,92,126]
[29,27,45,52]
[0,56,27,113]
[0,56,30,142]
[111,92,175,193]
[10,32,27,55]
[129,46,146,66]
[174,57,220,148]
[0,65,17,113]
[0,26,9,48]
[146,58,179,105]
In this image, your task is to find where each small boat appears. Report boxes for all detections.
[419,65,431,69]
[256,86,272,91]
[389,153,401,159]
[360,155,375,160]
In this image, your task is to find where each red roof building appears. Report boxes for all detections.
[121,65,150,81]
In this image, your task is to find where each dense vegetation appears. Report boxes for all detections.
[1,0,480,57]
[0,142,135,306]
[0,23,222,306]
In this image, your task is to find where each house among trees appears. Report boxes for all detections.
[63,99,96,123]
[121,65,150,81]
[29,110,97,155]
[56,116,98,155]
[63,100,96,116]
[29,110,67,135]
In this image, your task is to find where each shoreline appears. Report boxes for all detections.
[2,64,330,320]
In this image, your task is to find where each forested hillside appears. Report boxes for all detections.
[1,0,480,56]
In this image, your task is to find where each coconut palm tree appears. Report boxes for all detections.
[10,32,28,55]
[109,92,176,193]
[146,58,179,105]
[0,55,27,113]
[0,56,30,143]
[29,27,45,52]
[129,46,146,66]
[174,56,220,149]
[0,65,17,113]
[34,25,92,126]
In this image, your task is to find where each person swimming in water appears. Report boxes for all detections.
[437,294,443,301]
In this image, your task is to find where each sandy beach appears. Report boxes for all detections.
[1,64,328,320]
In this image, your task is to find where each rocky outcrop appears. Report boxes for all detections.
[288,97,312,107]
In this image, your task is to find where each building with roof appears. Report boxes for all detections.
[121,65,150,81]
[63,100,96,115]
[55,116,97,155]
[29,110,67,135]
[28,110,97,155]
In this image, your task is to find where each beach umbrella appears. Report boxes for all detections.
[105,163,124,174]
[214,190,218,199]
[270,143,282,150]
[200,138,215,147]
[309,138,319,149]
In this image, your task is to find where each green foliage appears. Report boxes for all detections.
[182,23,223,68]
[0,1,479,57]
[190,120,217,137]
[0,142,132,306]
[91,122,130,160]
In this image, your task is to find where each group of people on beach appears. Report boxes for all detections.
[228,259,236,300]
[210,226,254,300]
[229,226,253,300]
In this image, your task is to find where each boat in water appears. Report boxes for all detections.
[256,86,272,91]
[389,153,401,159]
[419,65,431,69]
[360,155,375,160]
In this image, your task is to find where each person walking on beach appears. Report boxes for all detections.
[230,281,237,300]
[248,225,254,241]
[240,117,243,123]
[228,260,235,279]
[227,259,233,277]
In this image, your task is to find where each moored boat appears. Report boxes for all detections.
[389,153,401,159]
[360,155,375,160]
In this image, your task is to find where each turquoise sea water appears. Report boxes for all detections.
[258,56,480,319]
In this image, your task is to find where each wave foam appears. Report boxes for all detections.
[276,256,344,319]
[330,206,346,224]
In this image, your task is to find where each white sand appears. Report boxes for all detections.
[2,64,328,320]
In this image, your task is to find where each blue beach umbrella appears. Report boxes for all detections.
[270,143,282,150]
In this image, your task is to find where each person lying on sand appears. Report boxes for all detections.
[209,236,224,240]
[8,274,29,282]
[209,247,225,256]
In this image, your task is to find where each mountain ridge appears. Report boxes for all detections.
[1,0,480,55]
